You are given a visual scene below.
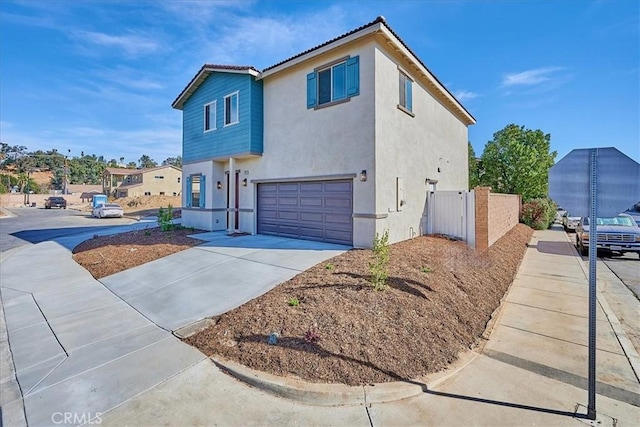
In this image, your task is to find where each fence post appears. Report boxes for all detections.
[474,186,491,251]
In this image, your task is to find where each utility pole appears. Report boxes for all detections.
[64,149,70,194]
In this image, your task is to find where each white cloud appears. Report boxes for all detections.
[72,30,161,56]
[454,90,479,101]
[502,67,565,86]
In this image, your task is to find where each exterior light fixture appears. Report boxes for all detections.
[360,170,367,182]
[217,181,222,189]
[242,178,248,187]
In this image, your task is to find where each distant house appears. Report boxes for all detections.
[102,166,182,199]
[172,16,475,247]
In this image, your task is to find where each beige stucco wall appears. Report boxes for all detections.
[230,38,378,247]
[373,45,470,244]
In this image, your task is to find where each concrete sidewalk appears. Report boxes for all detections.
[98,227,640,426]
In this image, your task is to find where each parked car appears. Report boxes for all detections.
[575,213,640,257]
[44,197,67,209]
[562,212,581,232]
[92,203,124,218]
[622,201,640,226]
[555,206,567,224]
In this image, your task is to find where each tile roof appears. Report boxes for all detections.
[262,16,386,72]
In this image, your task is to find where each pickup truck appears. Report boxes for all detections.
[44,197,67,209]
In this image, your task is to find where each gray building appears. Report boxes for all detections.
[549,147,640,218]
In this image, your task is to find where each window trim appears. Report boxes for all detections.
[307,55,359,110]
[223,91,239,127]
[204,101,217,132]
[398,70,414,117]
[316,58,348,106]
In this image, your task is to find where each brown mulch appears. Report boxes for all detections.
[72,227,205,279]
[185,224,533,386]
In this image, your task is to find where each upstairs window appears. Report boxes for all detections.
[307,56,359,109]
[224,92,239,126]
[398,71,413,115]
[204,101,216,131]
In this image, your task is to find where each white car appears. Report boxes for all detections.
[93,203,124,218]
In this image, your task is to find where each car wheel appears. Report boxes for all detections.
[579,241,588,256]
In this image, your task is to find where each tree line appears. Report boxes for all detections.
[0,143,182,193]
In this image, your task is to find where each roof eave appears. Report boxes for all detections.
[172,67,259,110]
[376,25,476,126]
[259,23,383,80]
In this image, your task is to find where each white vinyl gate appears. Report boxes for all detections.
[425,190,476,248]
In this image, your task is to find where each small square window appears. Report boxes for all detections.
[204,101,216,131]
[224,92,239,126]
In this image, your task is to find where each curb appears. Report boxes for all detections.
[562,231,640,383]
[211,350,480,407]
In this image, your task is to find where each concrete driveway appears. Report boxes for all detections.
[99,232,348,331]
[0,231,347,426]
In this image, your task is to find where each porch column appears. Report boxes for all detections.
[228,157,236,232]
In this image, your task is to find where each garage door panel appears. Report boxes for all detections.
[325,197,351,209]
[325,213,351,224]
[300,197,323,207]
[300,212,323,222]
[325,181,352,192]
[300,182,323,192]
[258,180,352,246]
[278,183,299,192]
[278,211,299,221]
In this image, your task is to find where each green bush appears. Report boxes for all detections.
[369,230,390,291]
[521,198,556,230]
[157,204,175,231]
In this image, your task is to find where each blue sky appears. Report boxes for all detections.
[1,0,638,165]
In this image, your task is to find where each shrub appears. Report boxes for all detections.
[287,297,300,307]
[369,230,390,291]
[157,204,175,231]
[325,263,334,270]
[304,327,321,343]
[521,198,556,230]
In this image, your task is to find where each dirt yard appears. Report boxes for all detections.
[72,226,205,279]
[186,224,533,385]
[70,216,532,385]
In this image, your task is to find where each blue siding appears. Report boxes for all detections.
[182,73,263,163]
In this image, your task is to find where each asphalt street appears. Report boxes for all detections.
[0,207,135,253]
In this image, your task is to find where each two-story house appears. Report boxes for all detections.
[102,165,182,199]
[172,16,475,248]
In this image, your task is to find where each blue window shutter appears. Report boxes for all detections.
[200,175,206,208]
[306,72,317,108]
[406,80,413,111]
[186,176,192,208]
[346,56,359,97]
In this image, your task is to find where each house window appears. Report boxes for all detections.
[154,176,164,179]
[204,101,216,131]
[224,92,239,126]
[186,174,206,208]
[307,56,359,109]
[160,192,165,196]
[398,71,413,114]
[177,177,181,183]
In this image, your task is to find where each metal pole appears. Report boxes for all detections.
[587,149,598,420]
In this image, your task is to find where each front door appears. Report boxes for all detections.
[226,170,240,230]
